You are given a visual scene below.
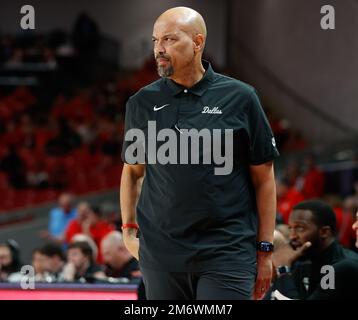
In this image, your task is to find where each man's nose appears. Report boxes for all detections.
[289,229,298,241]
[353,220,358,230]
[154,42,165,55]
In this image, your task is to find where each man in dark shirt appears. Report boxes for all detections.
[270,200,358,300]
[101,231,146,300]
[101,231,140,279]
[120,7,279,300]
[63,241,105,282]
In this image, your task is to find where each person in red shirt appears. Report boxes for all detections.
[276,178,305,224]
[301,155,325,199]
[65,202,114,263]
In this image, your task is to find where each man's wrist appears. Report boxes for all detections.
[276,265,291,276]
[256,241,274,252]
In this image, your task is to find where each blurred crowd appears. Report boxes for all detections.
[276,155,358,250]
[0,192,145,298]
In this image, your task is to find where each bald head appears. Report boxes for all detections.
[153,7,207,80]
[102,231,124,249]
[101,231,131,268]
[156,7,207,39]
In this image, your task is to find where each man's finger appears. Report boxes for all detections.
[293,241,312,259]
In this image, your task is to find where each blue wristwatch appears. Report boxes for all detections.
[256,241,274,252]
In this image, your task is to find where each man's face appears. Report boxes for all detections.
[101,242,125,269]
[32,251,46,274]
[101,242,117,268]
[352,211,358,248]
[288,209,321,258]
[77,204,90,222]
[59,194,72,213]
[67,248,87,270]
[152,19,195,78]
[0,246,12,269]
[42,255,62,274]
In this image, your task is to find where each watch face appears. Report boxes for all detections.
[257,241,274,252]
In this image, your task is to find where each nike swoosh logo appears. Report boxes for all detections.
[153,104,170,111]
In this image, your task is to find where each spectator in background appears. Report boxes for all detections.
[353,211,358,248]
[270,200,358,300]
[300,154,325,199]
[101,231,140,279]
[71,234,99,263]
[342,196,358,249]
[65,203,114,263]
[101,231,146,299]
[41,193,77,245]
[63,241,105,282]
[31,248,48,281]
[8,248,49,283]
[40,242,66,281]
[276,177,305,224]
[0,240,22,281]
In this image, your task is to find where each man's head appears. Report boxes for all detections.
[0,244,12,271]
[101,231,130,270]
[288,200,337,258]
[76,202,91,222]
[152,7,206,78]
[67,241,93,271]
[275,177,290,198]
[352,211,358,248]
[32,248,46,275]
[58,193,73,213]
[40,242,65,274]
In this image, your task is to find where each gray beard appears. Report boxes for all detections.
[157,65,174,78]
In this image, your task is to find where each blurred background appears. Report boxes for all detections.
[0,0,357,297]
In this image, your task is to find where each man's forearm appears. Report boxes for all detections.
[251,163,276,243]
[256,178,276,242]
[119,164,144,226]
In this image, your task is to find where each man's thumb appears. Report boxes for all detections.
[300,241,312,252]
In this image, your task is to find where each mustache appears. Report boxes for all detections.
[155,54,171,61]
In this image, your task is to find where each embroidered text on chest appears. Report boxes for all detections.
[201,106,222,114]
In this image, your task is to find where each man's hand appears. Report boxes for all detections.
[62,262,76,281]
[273,242,312,267]
[253,252,273,300]
[123,228,139,261]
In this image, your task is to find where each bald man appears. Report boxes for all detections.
[101,231,139,279]
[120,7,279,300]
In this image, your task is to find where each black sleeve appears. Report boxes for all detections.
[307,260,358,300]
[246,90,280,165]
[270,273,302,300]
[121,99,146,164]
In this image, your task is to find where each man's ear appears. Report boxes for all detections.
[319,226,333,239]
[193,34,205,52]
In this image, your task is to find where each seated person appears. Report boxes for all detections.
[101,231,140,279]
[101,231,146,299]
[42,193,77,246]
[40,242,66,281]
[63,241,105,282]
[31,248,48,281]
[65,202,114,263]
[269,200,358,300]
[0,240,22,281]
